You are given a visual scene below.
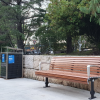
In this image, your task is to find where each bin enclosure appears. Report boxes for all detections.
[0,46,23,79]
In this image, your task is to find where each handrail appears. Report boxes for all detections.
[39,62,50,70]
[87,65,100,78]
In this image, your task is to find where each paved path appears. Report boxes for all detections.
[0,78,100,100]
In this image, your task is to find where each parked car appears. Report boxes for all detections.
[34,50,41,55]
[25,51,31,55]
[25,51,33,55]
[45,50,54,55]
[49,50,54,54]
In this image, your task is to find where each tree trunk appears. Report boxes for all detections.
[7,33,14,47]
[66,36,73,54]
[17,21,24,50]
[17,0,24,50]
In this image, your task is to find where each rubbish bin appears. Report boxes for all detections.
[0,46,23,79]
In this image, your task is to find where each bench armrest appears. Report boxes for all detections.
[39,62,50,70]
[87,65,100,78]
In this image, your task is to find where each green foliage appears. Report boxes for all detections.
[35,0,100,53]
[45,0,83,53]
[46,0,81,41]
[35,25,60,52]
[79,0,100,25]
[0,0,45,48]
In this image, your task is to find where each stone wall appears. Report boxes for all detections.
[23,55,100,93]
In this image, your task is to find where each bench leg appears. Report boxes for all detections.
[89,79,96,100]
[44,77,50,88]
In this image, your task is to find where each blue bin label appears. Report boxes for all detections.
[8,55,15,64]
[2,54,5,62]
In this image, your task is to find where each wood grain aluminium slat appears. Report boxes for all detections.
[53,65,98,68]
[51,62,100,64]
[51,63,100,66]
[53,67,100,72]
[36,74,88,83]
[54,66,100,71]
[50,65,100,71]
[53,56,99,57]
[51,64,100,68]
[51,59,99,60]
[54,68,100,75]
[51,61,100,63]
[54,68,100,74]
[50,64,100,68]
[51,58,100,62]
[51,63,100,65]
[51,57,100,61]
[52,66,100,70]
[36,73,87,82]
[51,58,100,60]
[52,70,99,77]
[51,59,100,61]
[51,62,100,65]
[51,60,100,63]
[51,60,100,62]
[52,57,100,59]
[50,66,100,70]
[35,70,100,78]
[40,74,87,83]
[52,69,100,75]
[35,74,88,84]
[50,66,100,72]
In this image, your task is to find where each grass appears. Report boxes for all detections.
[55,53,66,55]
[67,50,93,55]
[54,50,99,56]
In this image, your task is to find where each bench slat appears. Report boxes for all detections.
[36,71,87,81]
[53,66,100,71]
[36,70,99,77]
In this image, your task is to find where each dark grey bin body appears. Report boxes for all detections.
[0,47,23,79]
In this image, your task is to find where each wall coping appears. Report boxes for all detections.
[23,55,100,57]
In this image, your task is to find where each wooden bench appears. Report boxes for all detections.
[35,57,100,99]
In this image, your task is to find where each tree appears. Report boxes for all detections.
[77,0,100,50]
[46,0,80,53]
[35,25,59,53]
[0,0,46,50]
[79,0,100,24]
[78,15,100,50]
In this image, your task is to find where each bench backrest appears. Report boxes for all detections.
[49,57,100,75]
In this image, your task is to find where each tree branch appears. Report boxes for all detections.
[1,0,9,5]
[0,0,16,6]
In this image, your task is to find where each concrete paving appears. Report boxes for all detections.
[0,78,100,100]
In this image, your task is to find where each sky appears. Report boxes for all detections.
[25,0,50,45]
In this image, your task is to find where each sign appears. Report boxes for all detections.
[30,47,34,50]
[2,54,5,62]
[33,40,36,44]
[8,55,15,64]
